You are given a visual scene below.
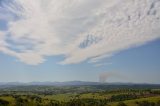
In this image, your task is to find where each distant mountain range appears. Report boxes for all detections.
[0,81,159,87]
[0,81,99,86]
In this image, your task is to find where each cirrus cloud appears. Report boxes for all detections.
[0,0,160,65]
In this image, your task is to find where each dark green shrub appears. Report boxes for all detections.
[117,102,127,106]
[0,99,9,106]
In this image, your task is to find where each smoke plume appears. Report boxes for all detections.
[99,72,126,83]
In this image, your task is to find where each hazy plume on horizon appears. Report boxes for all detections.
[99,72,127,83]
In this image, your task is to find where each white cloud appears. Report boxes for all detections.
[0,0,160,65]
[88,54,113,63]
[94,62,112,67]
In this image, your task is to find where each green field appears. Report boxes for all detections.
[0,85,160,106]
[109,96,160,106]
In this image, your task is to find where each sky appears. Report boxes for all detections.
[0,0,160,83]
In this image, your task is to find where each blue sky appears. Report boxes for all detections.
[0,0,160,83]
[0,39,160,83]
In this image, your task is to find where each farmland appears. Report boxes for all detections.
[0,83,160,106]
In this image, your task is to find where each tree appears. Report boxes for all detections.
[117,102,127,106]
[15,97,29,106]
[0,99,9,106]
[156,100,160,106]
